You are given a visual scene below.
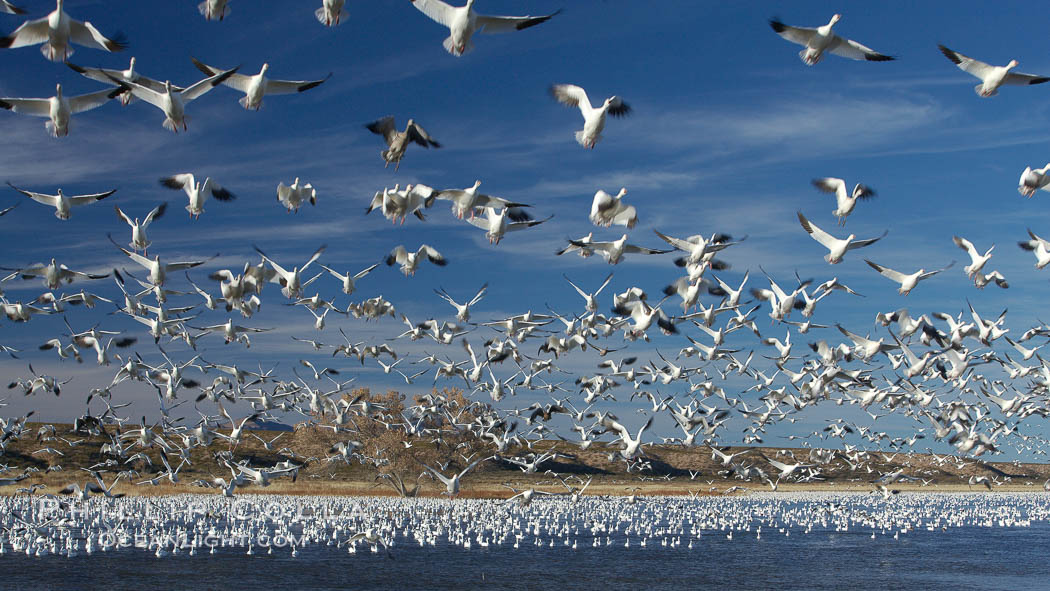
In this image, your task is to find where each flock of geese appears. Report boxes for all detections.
[3,1,1050,559]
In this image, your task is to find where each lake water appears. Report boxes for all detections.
[1,493,1046,590]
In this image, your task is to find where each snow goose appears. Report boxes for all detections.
[6,182,114,219]
[159,173,236,218]
[191,58,330,110]
[769,14,894,65]
[435,283,486,322]
[973,269,1008,289]
[277,177,317,212]
[366,184,437,224]
[938,45,1049,97]
[3,258,108,289]
[590,188,636,228]
[110,238,209,286]
[365,116,441,171]
[556,232,595,257]
[1018,163,1050,197]
[317,0,348,26]
[0,0,126,61]
[653,229,745,268]
[114,203,166,254]
[0,83,125,137]
[565,272,613,313]
[797,211,886,264]
[1018,229,1050,269]
[318,263,378,295]
[67,59,177,106]
[386,244,447,276]
[410,0,561,57]
[569,234,670,265]
[467,206,551,245]
[420,455,491,496]
[864,259,953,296]
[253,243,326,299]
[1,2,25,15]
[550,84,631,148]
[199,0,231,21]
[434,180,530,219]
[107,66,239,132]
[812,177,876,225]
[952,235,994,279]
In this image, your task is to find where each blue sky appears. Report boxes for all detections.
[2,1,1050,460]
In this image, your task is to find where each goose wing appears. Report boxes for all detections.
[7,183,57,206]
[797,211,837,249]
[410,0,456,27]
[827,36,894,61]
[938,45,995,80]
[365,116,398,145]
[181,67,240,101]
[406,121,440,148]
[475,10,561,34]
[0,16,48,49]
[68,189,116,205]
[69,86,126,114]
[550,84,593,115]
[68,19,127,53]
[0,96,50,117]
[262,73,331,95]
[191,57,252,92]
[768,19,816,47]
[865,260,906,283]
[844,230,887,251]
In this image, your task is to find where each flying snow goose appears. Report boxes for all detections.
[1019,229,1050,269]
[3,258,108,289]
[550,84,631,149]
[108,66,239,132]
[277,177,317,212]
[653,229,744,268]
[0,0,126,61]
[952,235,994,279]
[109,235,209,286]
[191,58,330,110]
[864,259,954,296]
[253,243,327,299]
[938,44,1049,97]
[1018,163,1050,197]
[0,83,125,137]
[159,173,235,218]
[385,244,447,276]
[114,202,166,254]
[797,211,886,264]
[769,14,894,65]
[0,2,25,15]
[434,180,530,219]
[410,0,561,57]
[569,234,670,265]
[556,232,595,257]
[467,207,551,245]
[7,182,114,220]
[365,115,441,171]
[199,0,231,21]
[812,177,876,225]
[67,58,178,106]
[590,188,636,228]
[316,0,348,26]
[366,184,437,224]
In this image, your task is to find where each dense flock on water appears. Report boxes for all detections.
[3,492,1050,558]
[6,0,1050,557]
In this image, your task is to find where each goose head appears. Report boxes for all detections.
[126,57,136,77]
[54,83,62,98]
[1006,59,1019,70]
[828,14,841,27]
[616,187,627,198]
[260,63,270,76]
